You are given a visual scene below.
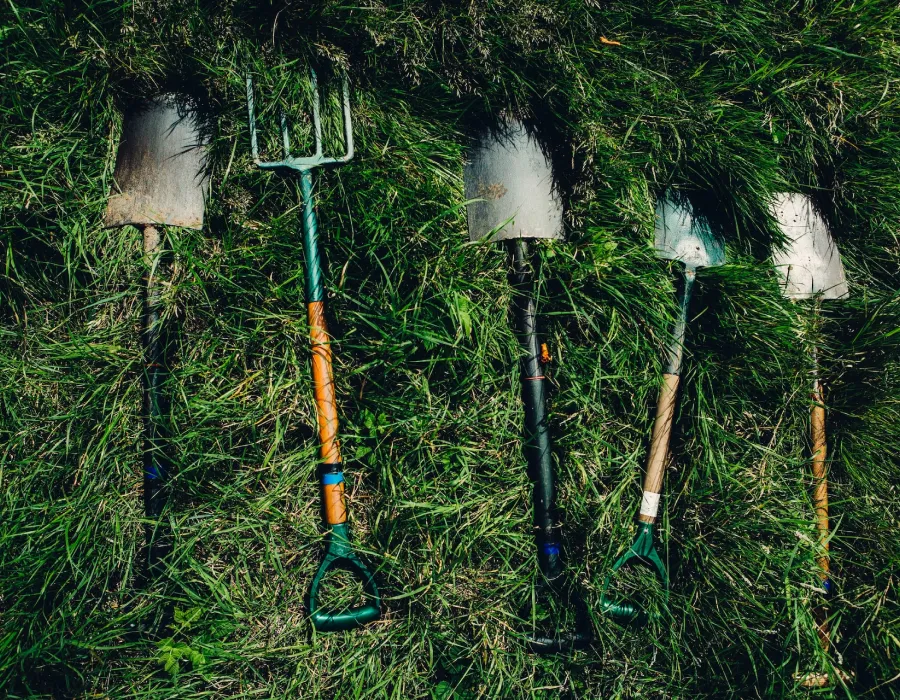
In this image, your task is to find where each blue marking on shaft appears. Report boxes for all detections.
[322,473,344,485]
[542,542,561,556]
[145,464,164,480]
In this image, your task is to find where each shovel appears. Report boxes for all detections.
[770,193,851,686]
[104,95,209,577]
[601,194,726,623]
[246,69,380,632]
[464,120,592,652]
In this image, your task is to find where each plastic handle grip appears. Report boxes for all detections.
[311,604,382,632]
[600,522,668,624]
[525,573,594,653]
[308,523,381,632]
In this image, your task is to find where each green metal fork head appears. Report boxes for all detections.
[600,522,669,624]
[246,69,353,174]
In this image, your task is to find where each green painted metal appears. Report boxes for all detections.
[246,69,380,632]
[600,523,668,622]
[246,70,354,174]
[299,170,324,304]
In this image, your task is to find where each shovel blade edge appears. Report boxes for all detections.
[653,195,726,269]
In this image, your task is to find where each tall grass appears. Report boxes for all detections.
[1,1,899,696]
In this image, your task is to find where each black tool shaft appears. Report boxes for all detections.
[508,239,561,580]
[142,225,171,574]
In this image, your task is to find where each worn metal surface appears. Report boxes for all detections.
[654,195,726,269]
[464,121,563,242]
[246,70,353,173]
[771,193,849,300]
[105,95,209,230]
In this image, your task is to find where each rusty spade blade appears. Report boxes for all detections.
[105,95,209,230]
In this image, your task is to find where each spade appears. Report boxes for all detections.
[464,120,592,652]
[771,192,852,687]
[104,95,209,576]
[601,193,726,623]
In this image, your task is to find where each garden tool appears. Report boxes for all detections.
[464,120,592,652]
[105,95,209,577]
[770,192,849,686]
[246,69,380,632]
[601,194,726,623]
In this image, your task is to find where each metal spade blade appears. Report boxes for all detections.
[105,95,209,230]
[770,193,848,300]
[464,120,563,242]
[654,195,726,269]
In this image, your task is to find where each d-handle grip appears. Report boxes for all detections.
[528,630,593,653]
[600,522,668,624]
[525,557,594,653]
[308,523,381,632]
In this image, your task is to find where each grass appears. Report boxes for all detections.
[2,0,900,697]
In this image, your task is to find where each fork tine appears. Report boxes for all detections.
[279,111,291,160]
[310,69,324,159]
[246,75,260,163]
[246,66,353,170]
[339,76,354,163]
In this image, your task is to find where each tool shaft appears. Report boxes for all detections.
[811,378,830,567]
[141,225,171,572]
[811,367,831,650]
[509,239,561,579]
[300,171,347,526]
[639,267,694,524]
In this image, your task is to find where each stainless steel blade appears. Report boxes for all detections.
[654,195,726,269]
[464,120,563,242]
[105,95,209,230]
[770,193,849,300]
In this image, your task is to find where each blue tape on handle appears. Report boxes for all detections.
[542,542,561,557]
[321,472,344,485]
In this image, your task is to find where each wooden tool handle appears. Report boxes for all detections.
[811,377,831,650]
[308,301,346,525]
[811,379,829,570]
[639,373,680,524]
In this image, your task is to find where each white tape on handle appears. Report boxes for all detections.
[640,491,660,519]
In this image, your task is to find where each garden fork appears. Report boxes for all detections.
[246,69,381,631]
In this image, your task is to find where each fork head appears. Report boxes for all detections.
[246,68,354,174]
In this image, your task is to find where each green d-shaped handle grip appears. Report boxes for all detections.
[308,523,381,632]
[600,522,668,624]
